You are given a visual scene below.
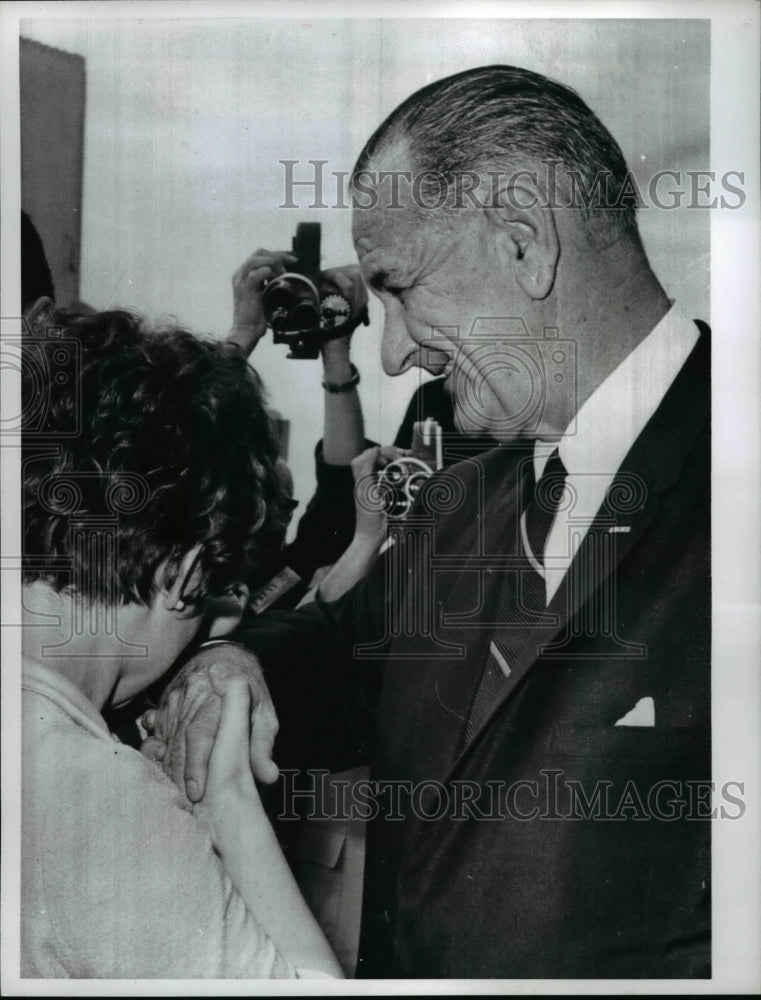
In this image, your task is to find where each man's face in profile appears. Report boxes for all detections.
[353,190,560,443]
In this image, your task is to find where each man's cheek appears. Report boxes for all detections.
[453,383,488,433]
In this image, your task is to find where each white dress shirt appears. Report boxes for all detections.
[529,303,700,604]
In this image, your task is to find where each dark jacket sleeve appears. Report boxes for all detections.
[233,545,389,773]
[282,439,376,583]
[394,377,456,448]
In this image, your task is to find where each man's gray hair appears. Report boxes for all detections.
[353,65,640,242]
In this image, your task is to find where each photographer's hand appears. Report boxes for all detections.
[320,264,369,332]
[351,445,409,547]
[318,266,369,465]
[315,445,409,603]
[227,249,297,357]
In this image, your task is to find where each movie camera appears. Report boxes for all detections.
[262,222,368,359]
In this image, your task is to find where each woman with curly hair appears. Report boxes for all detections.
[20,309,342,979]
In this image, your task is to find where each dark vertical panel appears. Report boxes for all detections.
[20,37,85,307]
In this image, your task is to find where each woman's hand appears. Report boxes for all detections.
[173,661,343,977]
[191,664,261,838]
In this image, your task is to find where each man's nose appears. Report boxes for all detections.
[381,302,417,376]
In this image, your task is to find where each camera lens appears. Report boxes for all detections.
[263,274,321,333]
[265,284,295,309]
[290,301,320,330]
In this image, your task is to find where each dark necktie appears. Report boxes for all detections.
[465,448,568,744]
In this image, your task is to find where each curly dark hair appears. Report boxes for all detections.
[22,310,289,605]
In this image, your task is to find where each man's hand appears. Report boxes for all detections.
[141,642,279,802]
[227,248,297,356]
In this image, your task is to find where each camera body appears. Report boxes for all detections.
[377,456,435,519]
[263,222,359,359]
[376,419,443,520]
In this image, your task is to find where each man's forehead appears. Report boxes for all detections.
[352,202,415,261]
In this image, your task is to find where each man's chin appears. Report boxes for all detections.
[453,403,522,444]
[453,403,490,438]
[452,404,475,435]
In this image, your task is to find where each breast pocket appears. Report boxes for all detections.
[548,722,709,762]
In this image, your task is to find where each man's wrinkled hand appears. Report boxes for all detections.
[140,642,279,802]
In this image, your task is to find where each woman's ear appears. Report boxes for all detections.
[484,179,559,300]
[24,296,55,335]
[160,544,204,613]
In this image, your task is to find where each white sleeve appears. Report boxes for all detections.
[40,734,296,979]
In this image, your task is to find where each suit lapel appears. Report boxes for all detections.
[402,449,529,785]
[443,327,711,772]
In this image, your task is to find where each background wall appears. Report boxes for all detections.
[19,16,710,522]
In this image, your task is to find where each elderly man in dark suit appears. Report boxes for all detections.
[146,65,710,978]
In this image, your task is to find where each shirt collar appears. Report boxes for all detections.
[534,303,700,480]
[22,655,113,740]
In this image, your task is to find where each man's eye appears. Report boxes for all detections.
[387,286,407,298]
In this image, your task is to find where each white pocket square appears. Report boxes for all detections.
[615,696,655,727]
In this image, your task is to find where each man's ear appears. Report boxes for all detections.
[485,181,559,300]
[160,544,204,613]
